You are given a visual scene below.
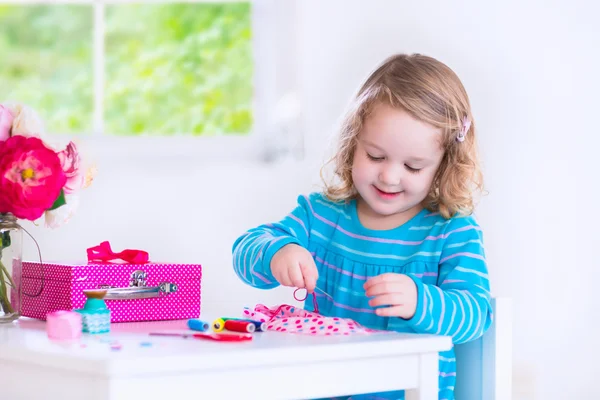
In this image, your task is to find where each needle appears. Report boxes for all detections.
[314,286,333,299]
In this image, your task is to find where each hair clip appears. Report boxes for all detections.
[456,116,471,143]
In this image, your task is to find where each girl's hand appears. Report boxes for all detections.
[364,273,418,319]
[270,244,318,293]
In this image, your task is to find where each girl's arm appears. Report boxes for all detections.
[231,194,313,289]
[406,216,493,344]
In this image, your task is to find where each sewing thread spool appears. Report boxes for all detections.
[224,320,256,333]
[257,321,268,332]
[187,319,210,332]
[243,319,267,332]
[222,318,267,332]
[212,318,226,332]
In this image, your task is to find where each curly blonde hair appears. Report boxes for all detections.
[321,53,484,219]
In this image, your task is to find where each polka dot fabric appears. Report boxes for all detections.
[20,261,202,323]
[243,304,381,336]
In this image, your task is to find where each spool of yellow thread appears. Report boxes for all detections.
[212,318,225,332]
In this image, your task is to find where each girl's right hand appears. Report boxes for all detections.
[270,243,318,293]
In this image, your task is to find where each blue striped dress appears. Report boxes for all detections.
[232,192,493,400]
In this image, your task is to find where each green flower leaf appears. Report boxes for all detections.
[1,231,10,248]
[49,189,66,211]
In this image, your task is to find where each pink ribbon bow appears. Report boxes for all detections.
[87,241,149,264]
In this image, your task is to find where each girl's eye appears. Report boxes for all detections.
[405,165,422,173]
[367,153,384,162]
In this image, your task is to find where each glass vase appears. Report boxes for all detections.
[0,213,23,323]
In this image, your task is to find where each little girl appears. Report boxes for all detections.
[232,53,492,400]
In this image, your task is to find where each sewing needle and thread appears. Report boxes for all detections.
[293,286,332,314]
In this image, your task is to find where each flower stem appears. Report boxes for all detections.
[0,249,16,315]
[0,268,15,315]
[0,260,16,289]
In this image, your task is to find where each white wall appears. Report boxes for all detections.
[21,1,600,398]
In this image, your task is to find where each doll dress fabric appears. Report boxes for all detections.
[243,302,380,336]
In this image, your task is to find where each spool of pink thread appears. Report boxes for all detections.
[47,311,83,340]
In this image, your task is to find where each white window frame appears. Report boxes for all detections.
[1,0,302,162]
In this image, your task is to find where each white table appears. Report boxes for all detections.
[0,318,452,400]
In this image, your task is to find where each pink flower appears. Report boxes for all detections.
[57,141,84,194]
[0,104,14,141]
[0,136,66,220]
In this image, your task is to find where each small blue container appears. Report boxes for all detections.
[75,290,111,334]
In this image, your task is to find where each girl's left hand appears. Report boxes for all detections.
[364,273,418,319]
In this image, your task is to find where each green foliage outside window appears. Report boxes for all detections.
[0,3,252,136]
[0,5,93,134]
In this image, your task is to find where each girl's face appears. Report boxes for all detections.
[352,103,444,229]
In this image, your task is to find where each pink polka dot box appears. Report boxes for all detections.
[19,260,202,323]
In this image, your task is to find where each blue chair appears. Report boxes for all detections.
[454,297,513,400]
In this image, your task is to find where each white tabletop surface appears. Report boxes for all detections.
[0,317,451,376]
[0,317,452,400]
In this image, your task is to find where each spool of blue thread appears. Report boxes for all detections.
[242,319,267,332]
[187,319,210,332]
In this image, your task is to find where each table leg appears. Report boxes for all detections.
[405,352,439,400]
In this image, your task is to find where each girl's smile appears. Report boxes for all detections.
[373,185,403,200]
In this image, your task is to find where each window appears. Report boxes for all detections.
[0,1,253,137]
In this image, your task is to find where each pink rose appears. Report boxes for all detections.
[0,104,14,141]
[0,136,66,220]
[57,141,84,194]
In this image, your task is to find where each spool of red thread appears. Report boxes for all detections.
[224,320,256,333]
